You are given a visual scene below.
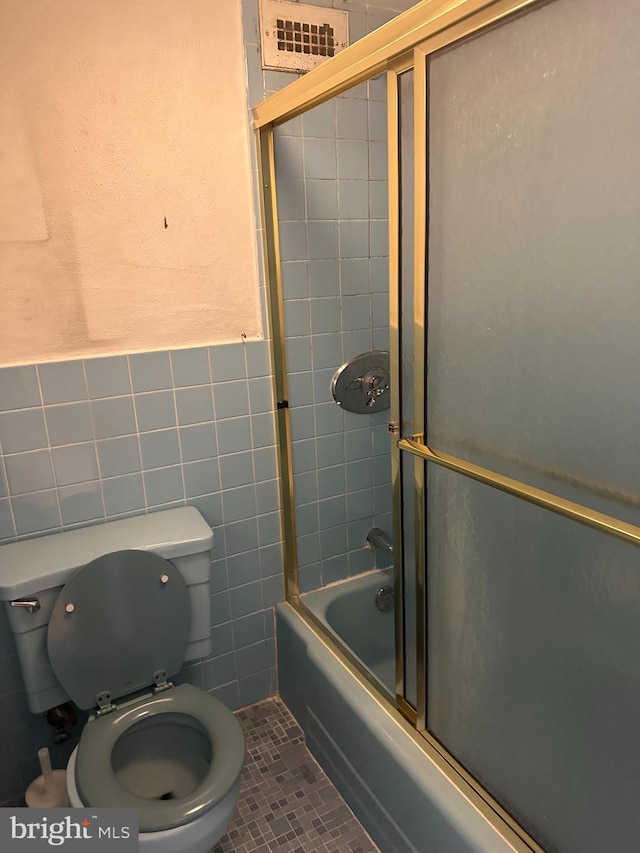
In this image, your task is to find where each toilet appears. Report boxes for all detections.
[0,507,245,853]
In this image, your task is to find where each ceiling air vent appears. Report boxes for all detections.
[259,0,349,74]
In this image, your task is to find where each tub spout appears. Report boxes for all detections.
[366,527,393,553]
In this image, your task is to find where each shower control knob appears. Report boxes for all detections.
[65,603,75,614]
[160,574,169,584]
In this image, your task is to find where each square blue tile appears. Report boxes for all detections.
[297,532,320,567]
[209,344,246,383]
[12,490,61,535]
[0,409,47,454]
[320,525,348,560]
[274,135,303,180]
[346,488,374,521]
[311,335,340,370]
[225,518,259,557]
[5,451,54,494]
[234,641,269,679]
[0,499,15,539]
[46,403,94,446]
[217,416,252,455]
[245,341,272,379]
[306,180,338,220]
[285,337,312,372]
[322,555,349,586]
[202,652,237,690]
[347,459,373,491]
[318,465,346,500]
[175,386,214,426]
[296,502,318,536]
[278,220,307,262]
[338,180,369,220]
[222,484,257,523]
[337,140,369,180]
[248,377,273,414]
[213,382,249,420]
[210,590,231,626]
[219,452,254,490]
[276,179,305,221]
[340,221,370,259]
[312,367,335,405]
[370,220,389,258]
[139,429,180,469]
[289,406,314,442]
[261,573,284,608]
[291,439,316,474]
[258,540,284,578]
[340,258,370,295]
[303,138,337,180]
[38,361,87,404]
[345,428,372,461]
[170,347,211,387]
[315,402,344,436]
[52,443,99,486]
[316,433,345,467]
[280,262,308,300]
[212,681,241,710]
[342,294,372,331]
[229,580,263,619]
[310,298,340,335]
[293,465,318,504]
[97,436,141,477]
[102,473,145,516]
[232,611,266,650]
[211,620,234,655]
[299,562,322,593]
[319,495,347,529]
[0,366,41,411]
[308,260,339,297]
[283,301,310,337]
[252,446,278,482]
[307,221,338,260]
[288,373,314,408]
[84,356,131,398]
[255,479,280,515]
[143,465,184,506]
[183,459,220,498]
[258,512,281,548]
[129,351,172,392]
[134,391,176,432]
[91,397,137,439]
[227,549,261,588]
[337,97,368,139]
[58,482,103,525]
[369,140,387,180]
[179,422,217,463]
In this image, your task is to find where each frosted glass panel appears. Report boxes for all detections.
[427,0,640,525]
[427,467,640,853]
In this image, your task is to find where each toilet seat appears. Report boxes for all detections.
[75,683,245,832]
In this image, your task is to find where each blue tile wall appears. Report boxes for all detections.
[249,0,406,592]
[0,342,280,801]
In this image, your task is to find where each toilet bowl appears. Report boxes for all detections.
[0,508,246,853]
[66,685,243,853]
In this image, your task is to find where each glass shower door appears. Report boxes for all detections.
[420,0,640,851]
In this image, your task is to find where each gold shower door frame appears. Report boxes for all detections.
[254,1,640,850]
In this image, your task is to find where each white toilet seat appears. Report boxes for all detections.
[74,683,245,832]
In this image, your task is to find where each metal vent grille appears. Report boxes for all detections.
[260,0,349,73]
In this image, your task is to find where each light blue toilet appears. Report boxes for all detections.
[0,507,245,853]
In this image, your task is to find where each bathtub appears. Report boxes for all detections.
[277,579,526,853]
[301,569,395,693]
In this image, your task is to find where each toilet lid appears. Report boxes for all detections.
[47,550,190,710]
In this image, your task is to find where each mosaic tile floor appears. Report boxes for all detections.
[213,697,380,853]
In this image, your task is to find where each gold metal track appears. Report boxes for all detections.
[398,438,640,547]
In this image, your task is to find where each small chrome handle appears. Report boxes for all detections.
[10,598,41,614]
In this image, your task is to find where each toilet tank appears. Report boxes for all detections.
[0,507,213,714]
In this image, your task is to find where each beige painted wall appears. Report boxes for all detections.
[0,0,262,366]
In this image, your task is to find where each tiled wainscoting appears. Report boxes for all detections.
[0,341,282,803]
